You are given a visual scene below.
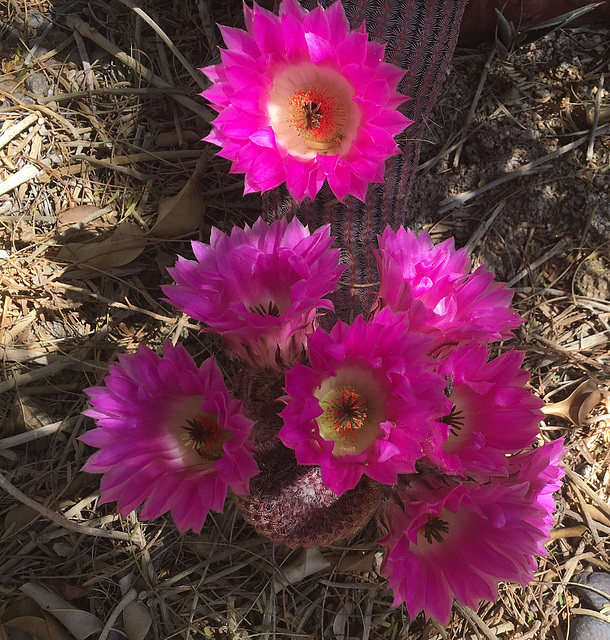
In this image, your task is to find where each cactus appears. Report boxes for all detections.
[263,0,469,320]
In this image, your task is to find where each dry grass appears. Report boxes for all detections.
[1,1,610,639]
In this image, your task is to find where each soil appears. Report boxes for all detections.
[404,28,610,291]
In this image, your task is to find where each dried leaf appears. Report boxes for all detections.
[542,380,606,426]
[2,614,71,640]
[20,583,103,640]
[56,205,101,234]
[3,617,54,640]
[331,551,376,574]
[586,104,610,126]
[123,601,152,640]
[56,222,145,269]
[517,2,604,47]
[4,505,39,532]
[151,153,206,238]
[274,548,331,593]
[154,130,202,147]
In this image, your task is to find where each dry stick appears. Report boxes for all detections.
[452,48,495,168]
[65,14,212,123]
[465,200,505,254]
[570,480,603,547]
[48,282,201,327]
[0,471,132,542]
[60,149,203,176]
[0,349,90,394]
[453,602,498,640]
[0,417,78,450]
[507,239,568,288]
[0,113,38,150]
[587,73,604,162]
[38,86,192,104]
[118,0,208,92]
[0,164,43,197]
[98,589,138,640]
[439,123,610,213]
[566,468,610,521]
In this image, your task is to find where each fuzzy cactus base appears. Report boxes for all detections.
[234,436,385,548]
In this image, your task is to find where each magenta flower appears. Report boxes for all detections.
[80,342,258,534]
[423,343,545,475]
[201,0,411,203]
[279,309,448,495]
[163,217,344,369]
[376,227,522,346]
[379,443,564,624]
[506,439,566,553]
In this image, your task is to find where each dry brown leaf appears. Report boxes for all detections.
[150,153,206,238]
[19,583,103,640]
[2,614,71,640]
[123,601,152,640]
[56,222,145,269]
[154,130,202,147]
[274,547,331,593]
[542,380,606,426]
[184,533,215,558]
[2,617,54,640]
[3,505,40,532]
[331,551,376,574]
[586,103,610,126]
[56,205,101,234]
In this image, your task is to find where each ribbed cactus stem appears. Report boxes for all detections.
[263,0,469,320]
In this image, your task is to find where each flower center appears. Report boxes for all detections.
[286,86,345,151]
[180,413,232,461]
[439,404,465,437]
[418,514,449,545]
[248,301,281,317]
[318,385,368,442]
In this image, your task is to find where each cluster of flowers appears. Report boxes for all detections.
[80,0,564,626]
[83,218,563,623]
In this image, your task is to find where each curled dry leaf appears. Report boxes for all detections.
[586,104,610,126]
[274,547,331,593]
[123,600,152,640]
[542,379,607,426]
[56,222,145,269]
[19,583,103,640]
[150,152,207,238]
[2,614,72,640]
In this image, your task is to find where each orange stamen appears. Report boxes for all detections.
[327,386,368,439]
[287,87,344,144]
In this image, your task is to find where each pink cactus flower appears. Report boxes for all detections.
[80,342,258,534]
[279,309,448,495]
[163,217,344,369]
[201,0,411,203]
[376,227,522,346]
[423,343,545,475]
[379,442,564,624]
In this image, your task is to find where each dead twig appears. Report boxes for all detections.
[118,0,208,91]
[439,123,609,213]
[65,14,212,123]
[0,471,134,543]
